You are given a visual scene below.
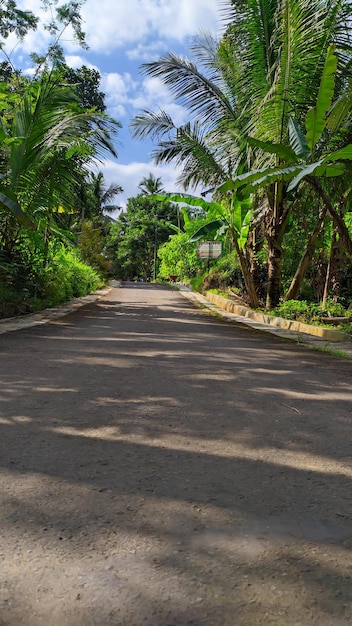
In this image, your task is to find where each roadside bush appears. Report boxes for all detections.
[269,299,350,323]
[0,244,103,318]
[41,247,104,306]
[158,232,204,281]
[202,251,244,292]
[189,273,207,292]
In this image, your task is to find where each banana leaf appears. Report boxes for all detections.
[305,45,337,151]
[288,118,311,160]
[248,136,298,163]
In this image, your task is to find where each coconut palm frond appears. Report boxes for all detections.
[188,31,224,85]
[151,122,228,190]
[9,74,120,193]
[130,108,176,141]
[141,52,235,129]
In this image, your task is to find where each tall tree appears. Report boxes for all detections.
[0,71,121,257]
[108,195,178,280]
[221,0,352,306]
[0,0,38,40]
[82,171,122,221]
[131,0,352,308]
[60,65,106,112]
[138,172,164,195]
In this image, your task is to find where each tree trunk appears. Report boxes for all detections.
[285,204,328,301]
[313,250,327,301]
[311,180,352,257]
[322,231,345,306]
[322,234,334,309]
[265,182,290,309]
[232,234,259,309]
[247,227,264,296]
[330,236,345,302]
[266,242,283,309]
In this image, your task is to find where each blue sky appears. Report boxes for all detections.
[5,0,224,211]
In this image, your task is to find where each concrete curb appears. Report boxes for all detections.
[177,285,352,358]
[205,292,350,342]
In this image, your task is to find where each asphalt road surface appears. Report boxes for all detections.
[0,283,351,626]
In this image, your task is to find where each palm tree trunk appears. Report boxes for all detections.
[247,227,263,295]
[285,204,328,301]
[266,240,283,309]
[322,230,345,306]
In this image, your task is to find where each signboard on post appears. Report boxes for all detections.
[197,241,222,258]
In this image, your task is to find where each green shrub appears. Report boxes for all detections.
[43,247,103,306]
[269,299,350,323]
[202,251,244,292]
[189,273,206,292]
[0,244,103,318]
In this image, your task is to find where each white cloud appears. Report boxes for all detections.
[129,76,188,125]
[64,55,98,70]
[81,0,220,52]
[125,40,168,62]
[101,72,188,130]
[11,0,221,57]
[97,160,185,214]
[99,72,136,120]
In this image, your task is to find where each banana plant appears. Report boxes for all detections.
[217,45,352,301]
[155,192,259,308]
[222,46,352,227]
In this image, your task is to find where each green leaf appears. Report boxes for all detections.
[247,136,298,163]
[165,222,181,234]
[305,45,337,151]
[314,163,345,177]
[287,161,323,191]
[154,193,224,217]
[231,198,251,234]
[0,188,33,227]
[323,144,352,163]
[217,167,280,194]
[189,219,224,242]
[241,166,303,196]
[288,118,311,160]
[326,90,352,132]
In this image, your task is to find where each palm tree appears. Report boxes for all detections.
[0,70,121,256]
[130,32,259,302]
[86,171,123,219]
[221,0,352,306]
[131,0,352,308]
[138,172,164,195]
[130,33,236,191]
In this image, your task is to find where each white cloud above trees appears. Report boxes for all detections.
[6,0,223,204]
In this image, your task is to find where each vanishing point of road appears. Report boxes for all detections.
[0,283,351,625]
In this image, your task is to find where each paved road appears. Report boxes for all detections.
[0,283,351,625]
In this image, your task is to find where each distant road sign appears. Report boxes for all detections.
[197,242,222,258]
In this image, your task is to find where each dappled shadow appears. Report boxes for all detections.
[0,284,351,624]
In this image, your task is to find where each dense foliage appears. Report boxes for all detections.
[2,0,352,324]
[0,1,122,317]
[131,0,352,312]
[108,195,179,281]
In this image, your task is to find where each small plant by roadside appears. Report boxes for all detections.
[266,299,352,333]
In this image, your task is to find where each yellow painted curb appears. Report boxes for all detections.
[205,292,350,342]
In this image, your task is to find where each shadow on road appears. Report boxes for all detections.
[0,284,351,624]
